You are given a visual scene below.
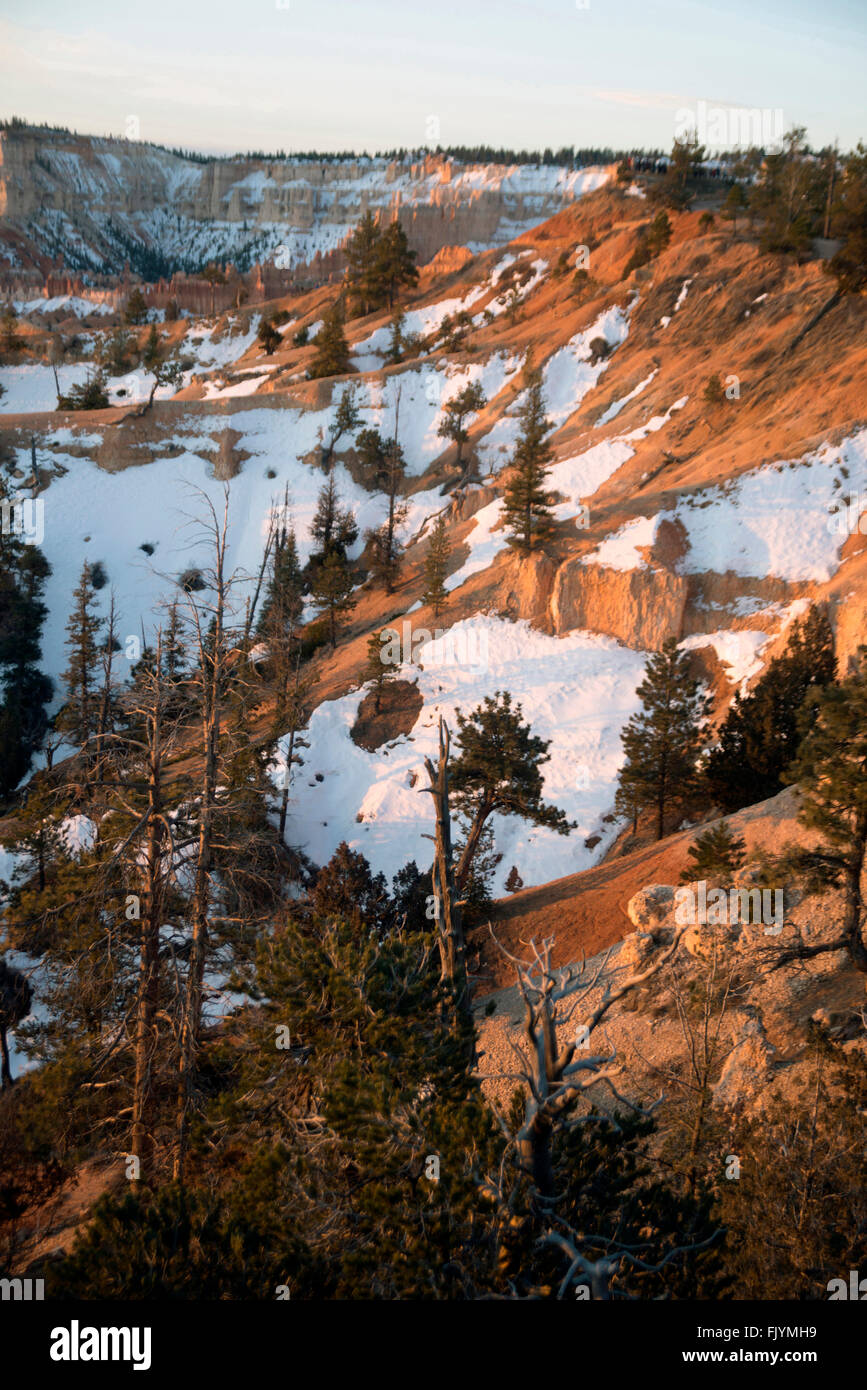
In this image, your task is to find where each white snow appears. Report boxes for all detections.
[678,628,771,692]
[539,305,630,427]
[0,363,89,413]
[674,429,867,582]
[445,499,507,591]
[585,514,663,570]
[275,615,648,892]
[596,370,658,426]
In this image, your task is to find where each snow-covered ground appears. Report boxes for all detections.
[274,615,648,893]
[15,294,115,318]
[0,363,91,413]
[577,430,867,584]
[11,407,447,703]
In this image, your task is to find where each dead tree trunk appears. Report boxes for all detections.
[130,634,169,1181]
[422,718,471,1033]
[174,494,229,1181]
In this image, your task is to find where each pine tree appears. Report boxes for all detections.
[57,562,104,751]
[786,648,867,972]
[344,211,385,316]
[323,387,360,466]
[385,309,406,365]
[309,842,389,931]
[422,513,451,618]
[310,550,355,650]
[376,220,419,307]
[365,436,407,594]
[615,638,711,841]
[365,628,398,712]
[142,323,161,370]
[455,818,500,924]
[646,209,673,255]
[829,142,867,294]
[450,691,575,894]
[308,301,350,379]
[724,183,747,234]
[437,382,486,474]
[123,288,148,325]
[310,472,358,565]
[502,374,556,553]
[680,819,746,884]
[257,315,281,355]
[0,489,53,798]
[704,606,836,813]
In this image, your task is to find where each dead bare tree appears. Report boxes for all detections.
[490,928,690,1196]
[485,926,720,1296]
[421,717,470,1025]
[173,489,232,1181]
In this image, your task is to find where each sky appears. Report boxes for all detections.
[0,0,864,157]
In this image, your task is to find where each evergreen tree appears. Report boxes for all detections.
[502,373,556,553]
[0,489,53,797]
[354,426,388,488]
[310,842,389,931]
[646,208,673,255]
[57,561,104,751]
[323,387,360,466]
[364,628,398,712]
[724,183,747,234]
[422,513,451,618]
[257,315,281,355]
[142,322,161,370]
[680,819,746,883]
[258,507,304,640]
[437,382,486,474]
[615,638,711,841]
[310,472,358,565]
[308,301,350,379]
[450,691,575,893]
[344,211,384,316]
[704,606,836,812]
[455,818,500,925]
[385,309,406,365]
[310,550,355,650]
[123,288,149,325]
[655,135,705,210]
[376,220,419,307]
[786,648,867,972]
[365,436,407,594]
[390,859,433,931]
[829,142,867,294]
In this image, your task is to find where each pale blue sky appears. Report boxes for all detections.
[0,0,864,155]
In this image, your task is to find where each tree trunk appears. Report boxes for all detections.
[454,797,493,896]
[174,502,228,1181]
[131,703,165,1181]
[842,811,867,972]
[423,719,472,1037]
[0,1026,11,1089]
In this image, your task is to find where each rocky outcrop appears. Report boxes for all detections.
[0,127,611,274]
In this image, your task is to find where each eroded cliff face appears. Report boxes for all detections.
[0,127,611,273]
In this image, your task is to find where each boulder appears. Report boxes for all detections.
[712,1013,776,1110]
[626,884,676,931]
